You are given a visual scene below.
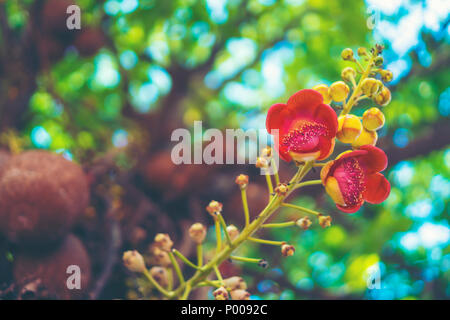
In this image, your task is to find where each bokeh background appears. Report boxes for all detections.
[0,0,449,299]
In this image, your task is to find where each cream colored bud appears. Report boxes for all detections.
[213,287,229,300]
[226,225,240,241]
[150,245,172,267]
[206,200,223,216]
[230,289,250,300]
[123,250,146,273]
[150,266,169,287]
[224,276,247,291]
[154,233,173,251]
[235,174,249,189]
[189,223,207,244]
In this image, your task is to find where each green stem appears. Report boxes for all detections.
[261,221,296,228]
[271,159,280,186]
[168,251,185,285]
[342,56,375,115]
[265,173,274,199]
[172,249,199,270]
[230,256,262,263]
[282,203,321,216]
[294,179,323,190]
[213,265,224,285]
[180,283,191,300]
[217,213,232,246]
[197,244,203,268]
[170,164,313,299]
[241,188,250,226]
[197,280,222,288]
[248,237,284,246]
[214,218,222,254]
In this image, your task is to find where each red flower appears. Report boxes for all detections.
[320,145,391,213]
[266,89,338,162]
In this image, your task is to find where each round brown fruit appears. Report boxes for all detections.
[13,234,91,300]
[0,150,90,246]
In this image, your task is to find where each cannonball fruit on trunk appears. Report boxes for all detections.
[0,150,90,246]
[13,234,91,300]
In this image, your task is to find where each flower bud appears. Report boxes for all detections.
[213,287,229,300]
[380,70,393,82]
[330,81,350,102]
[274,183,289,196]
[226,225,240,241]
[341,48,354,61]
[123,250,146,273]
[361,78,382,97]
[230,289,250,300]
[362,107,385,131]
[336,114,363,143]
[296,216,312,230]
[189,223,207,244]
[261,146,272,158]
[255,157,268,168]
[281,243,295,257]
[150,245,171,267]
[224,276,247,291]
[318,215,332,228]
[341,67,356,82]
[374,56,384,66]
[150,266,169,287]
[351,128,378,148]
[374,86,391,106]
[357,47,368,57]
[312,84,332,104]
[154,233,173,251]
[206,200,223,216]
[235,174,249,189]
